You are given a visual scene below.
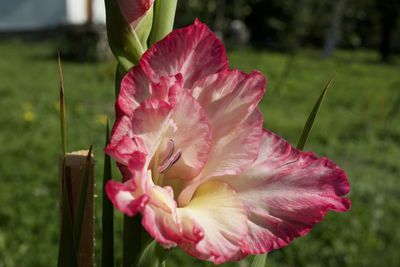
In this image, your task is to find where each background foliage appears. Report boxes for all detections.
[1,1,400,266]
[0,40,399,266]
[177,0,400,59]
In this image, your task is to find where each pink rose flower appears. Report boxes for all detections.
[105,20,351,264]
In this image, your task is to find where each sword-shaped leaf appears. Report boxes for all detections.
[102,120,114,267]
[74,146,93,253]
[297,77,333,150]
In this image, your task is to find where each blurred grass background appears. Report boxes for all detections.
[0,39,399,267]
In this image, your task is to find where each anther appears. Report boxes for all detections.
[159,150,181,173]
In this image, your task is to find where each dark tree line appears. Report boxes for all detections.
[175,0,400,61]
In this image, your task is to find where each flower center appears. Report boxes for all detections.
[152,138,181,186]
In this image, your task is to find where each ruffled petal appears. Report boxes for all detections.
[117,70,182,118]
[162,90,212,180]
[105,134,146,165]
[202,108,263,176]
[177,181,248,264]
[191,70,265,127]
[130,98,173,161]
[178,109,263,206]
[106,179,149,216]
[141,182,181,248]
[140,20,228,88]
[149,74,183,106]
[190,70,265,177]
[118,67,151,117]
[221,130,350,255]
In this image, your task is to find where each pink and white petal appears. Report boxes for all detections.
[105,116,147,167]
[141,184,181,248]
[108,116,133,147]
[149,74,183,106]
[191,70,265,134]
[177,181,248,264]
[188,70,265,176]
[200,108,263,178]
[140,20,228,89]
[177,109,263,206]
[106,179,149,216]
[142,204,180,248]
[117,67,151,117]
[131,98,173,161]
[163,90,212,180]
[220,130,350,255]
[105,135,147,165]
[105,115,148,181]
[117,0,154,27]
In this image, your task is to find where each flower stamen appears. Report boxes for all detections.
[159,150,181,174]
[153,139,182,185]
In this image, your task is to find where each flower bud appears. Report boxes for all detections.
[104,0,155,71]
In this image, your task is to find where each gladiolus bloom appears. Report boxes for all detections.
[105,20,351,264]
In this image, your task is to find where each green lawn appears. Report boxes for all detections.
[0,40,399,267]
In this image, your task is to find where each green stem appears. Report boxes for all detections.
[251,254,267,267]
[148,0,178,46]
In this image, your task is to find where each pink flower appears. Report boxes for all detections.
[117,0,154,27]
[105,20,351,264]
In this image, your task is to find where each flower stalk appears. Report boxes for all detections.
[148,0,178,46]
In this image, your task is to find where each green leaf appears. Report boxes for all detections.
[57,159,78,267]
[57,52,67,156]
[57,54,77,267]
[123,215,143,267]
[102,120,114,267]
[136,240,169,267]
[73,146,93,253]
[296,77,333,150]
[251,254,267,267]
[148,0,178,47]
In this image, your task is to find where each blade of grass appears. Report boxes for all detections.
[73,145,93,253]
[102,120,114,267]
[57,51,67,156]
[296,76,333,150]
[57,159,78,267]
[251,254,267,267]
